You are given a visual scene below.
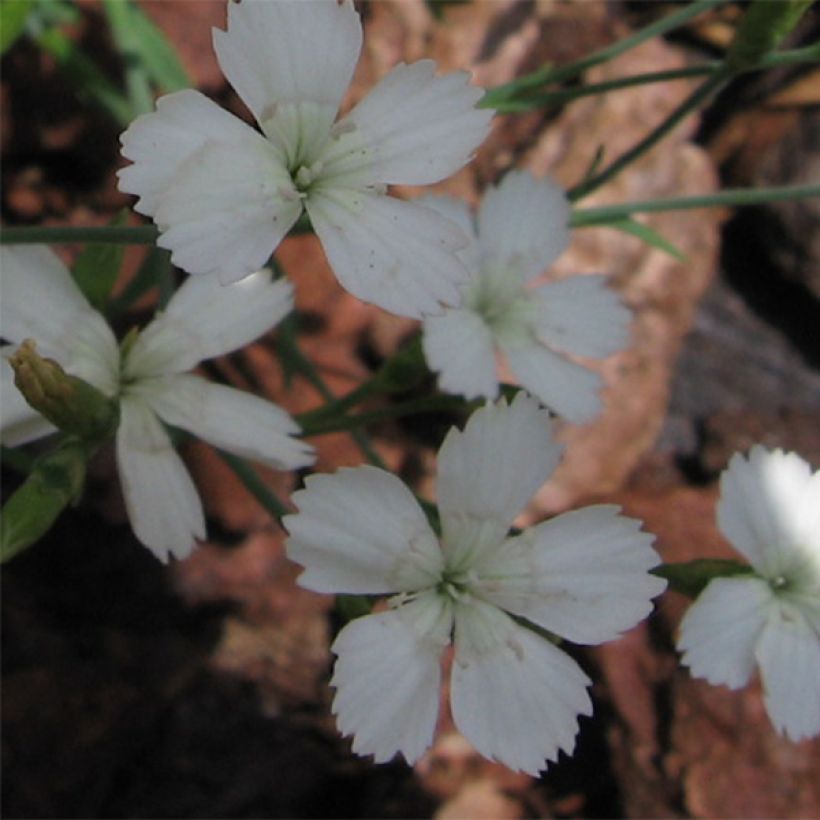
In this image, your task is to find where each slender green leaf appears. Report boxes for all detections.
[1,438,92,563]
[33,26,133,126]
[124,2,190,91]
[607,217,687,262]
[1,0,35,53]
[103,0,189,103]
[71,211,128,310]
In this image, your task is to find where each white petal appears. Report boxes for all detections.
[756,603,820,741]
[451,599,592,775]
[136,373,314,471]
[531,275,632,359]
[502,339,603,424]
[477,171,570,284]
[331,605,444,764]
[306,190,469,318]
[414,193,479,270]
[0,246,120,394]
[0,245,93,352]
[285,465,443,595]
[718,447,820,579]
[0,351,54,446]
[422,308,499,400]
[125,271,293,378]
[677,576,772,689]
[153,139,302,282]
[473,506,666,644]
[116,396,205,561]
[118,89,263,216]
[213,0,361,143]
[324,60,492,187]
[436,393,562,563]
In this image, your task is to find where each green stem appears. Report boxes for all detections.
[481,0,728,107]
[1,225,158,245]
[216,450,290,520]
[571,183,820,227]
[492,64,721,113]
[569,68,731,201]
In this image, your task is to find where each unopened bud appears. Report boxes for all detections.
[9,340,118,442]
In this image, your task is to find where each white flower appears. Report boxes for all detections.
[117,0,493,319]
[677,446,820,741]
[421,170,631,423]
[285,393,666,773]
[0,245,314,560]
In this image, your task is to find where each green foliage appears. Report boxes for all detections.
[653,559,756,599]
[1,438,92,563]
[608,217,687,262]
[728,0,814,71]
[0,0,35,53]
[71,211,128,311]
[103,0,189,94]
[14,0,190,126]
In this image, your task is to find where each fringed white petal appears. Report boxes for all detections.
[125,272,293,378]
[331,605,445,765]
[413,194,479,270]
[0,245,95,354]
[306,190,469,318]
[213,0,361,145]
[501,340,603,424]
[718,447,820,579]
[531,275,632,359]
[153,139,302,282]
[422,308,499,400]
[436,393,561,563]
[137,374,314,471]
[756,603,820,741]
[677,576,772,689]
[451,600,592,775]
[0,246,120,394]
[118,89,262,216]
[473,506,666,644]
[325,60,492,186]
[477,171,570,284]
[116,396,205,562]
[285,466,443,595]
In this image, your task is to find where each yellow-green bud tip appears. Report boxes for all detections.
[8,339,119,442]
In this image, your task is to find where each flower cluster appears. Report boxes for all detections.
[3,0,818,783]
[1,245,313,560]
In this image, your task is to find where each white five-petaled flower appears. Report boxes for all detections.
[677,446,820,741]
[0,245,315,560]
[285,393,666,773]
[117,0,493,319]
[421,170,631,423]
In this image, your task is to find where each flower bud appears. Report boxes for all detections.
[9,340,119,442]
